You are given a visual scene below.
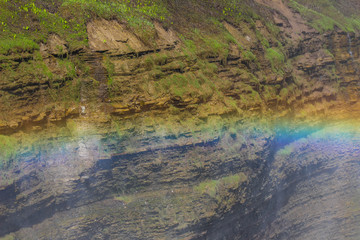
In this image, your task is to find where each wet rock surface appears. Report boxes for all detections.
[0,123,273,239]
[0,121,359,239]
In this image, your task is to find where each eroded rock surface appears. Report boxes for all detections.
[1,0,360,239]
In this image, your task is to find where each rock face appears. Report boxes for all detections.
[202,122,360,240]
[87,19,178,53]
[0,0,360,239]
[258,128,360,240]
[0,123,274,239]
[1,120,360,239]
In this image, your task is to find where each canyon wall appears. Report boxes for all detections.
[0,0,360,239]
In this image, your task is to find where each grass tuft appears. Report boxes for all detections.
[0,36,39,55]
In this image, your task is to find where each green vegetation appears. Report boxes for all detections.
[277,145,295,157]
[202,37,229,61]
[265,47,285,73]
[1,58,52,83]
[153,53,168,66]
[62,0,168,21]
[195,179,218,197]
[0,234,15,240]
[206,0,260,24]
[182,30,228,61]
[262,85,277,101]
[239,89,262,109]
[0,53,80,104]
[242,50,257,62]
[288,0,360,32]
[104,56,115,85]
[279,87,289,101]
[0,0,169,54]
[0,0,86,51]
[194,173,248,199]
[256,30,270,49]
[265,22,281,36]
[0,135,18,168]
[181,37,198,60]
[0,35,39,55]
[323,48,335,59]
[181,26,249,63]
[62,0,168,46]
[157,72,208,98]
[114,195,135,204]
[59,58,76,79]
[142,55,218,100]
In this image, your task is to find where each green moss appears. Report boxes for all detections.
[323,48,334,59]
[278,87,289,102]
[222,174,244,186]
[242,50,257,62]
[155,69,215,100]
[312,15,337,32]
[0,0,86,50]
[277,145,295,157]
[279,88,289,97]
[288,0,360,33]
[225,97,242,114]
[0,0,169,53]
[202,37,229,60]
[59,59,76,79]
[256,30,270,49]
[262,85,277,100]
[345,17,360,32]
[0,234,15,240]
[1,59,57,86]
[104,56,115,85]
[265,22,281,36]
[153,53,168,66]
[182,38,198,60]
[211,0,259,23]
[194,179,218,197]
[224,32,243,51]
[265,48,285,72]
[194,173,247,198]
[66,119,80,137]
[62,0,168,46]
[0,135,18,168]
[0,36,39,55]
[62,0,168,21]
[197,60,218,76]
[182,28,235,63]
[114,195,134,204]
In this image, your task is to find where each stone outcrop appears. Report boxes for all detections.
[87,19,178,54]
